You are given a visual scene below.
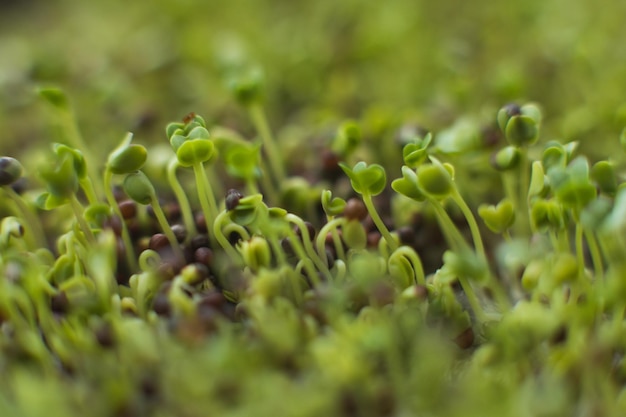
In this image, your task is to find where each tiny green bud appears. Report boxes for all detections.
[497,103,522,132]
[108,144,148,175]
[521,259,544,291]
[321,190,346,217]
[490,146,520,171]
[551,253,579,285]
[505,115,538,147]
[240,236,271,271]
[416,159,454,198]
[39,152,78,198]
[478,198,515,234]
[342,219,367,251]
[391,166,426,201]
[339,161,387,196]
[591,160,617,196]
[228,66,264,106]
[0,156,23,186]
[123,171,155,205]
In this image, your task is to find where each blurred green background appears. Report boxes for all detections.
[1,0,626,159]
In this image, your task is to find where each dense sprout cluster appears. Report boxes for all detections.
[1,79,626,417]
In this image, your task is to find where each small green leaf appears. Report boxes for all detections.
[416,158,453,198]
[591,160,617,196]
[391,166,425,201]
[39,152,78,198]
[490,146,520,171]
[38,87,70,111]
[505,115,538,147]
[478,198,515,233]
[342,219,367,250]
[321,190,346,217]
[108,144,148,175]
[175,138,215,167]
[339,161,387,196]
[123,171,155,205]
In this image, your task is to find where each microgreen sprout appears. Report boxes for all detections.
[123,170,184,261]
[339,161,398,251]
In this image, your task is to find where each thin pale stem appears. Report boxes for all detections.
[362,193,398,252]
[167,159,197,243]
[149,195,185,261]
[104,169,138,272]
[70,195,95,244]
[248,103,285,185]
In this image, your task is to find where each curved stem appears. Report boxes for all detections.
[316,217,345,266]
[167,159,197,243]
[104,169,138,272]
[70,195,95,244]
[362,193,398,252]
[248,103,285,185]
[450,188,485,260]
[584,229,603,280]
[3,187,46,249]
[285,214,332,280]
[213,210,243,261]
[149,195,185,261]
[390,246,425,286]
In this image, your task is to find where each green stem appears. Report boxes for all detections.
[167,159,197,243]
[3,187,47,249]
[213,210,243,261]
[429,200,469,252]
[457,275,487,324]
[103,169,138,272]
[575,223,585,275]
[79,176,99,206]
[285,228,320,286]
[362,193,398,252]
[584,229,604,280]
[517,146,531,235]
[248,103,285,185]
[450,188,485,260]
[316,217,346,266]
[391,246,425,286]
[193,162,218,242]
[285,214,332,280]
[149,195,185,261]
[69,195,95,244]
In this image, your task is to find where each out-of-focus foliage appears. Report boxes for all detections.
[1,0,626,158]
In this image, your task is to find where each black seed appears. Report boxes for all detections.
[152,293,171,316]
[225,189,244,211]
[191,234,210,250]
[118,200,137,219]
[95,323,115,348]
[149,233,169,251]
[194,247,213,266]
[343,198,367,221]
[171,224,187,243]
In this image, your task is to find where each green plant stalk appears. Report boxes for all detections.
[517,147,531,235]
[429,199,470,252]
[284,228,321,286]
[213,210,244,261]
[248,102,285,185]
[78,176,99,206]
[167,159,197,243]
[258,159,279,204]
[149,194,185,261]
[390,246,425,286]
[584,230,604,280]
[316,217,346,266]
[575,223,585,275]
[450,188,486,259]
[69,195,95,245]
[103,169,138,272]
[2,187,47,249]
[457,275,487,324]
[285,214,332,280]
[362,193,398,252]
[192,162,219,236]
